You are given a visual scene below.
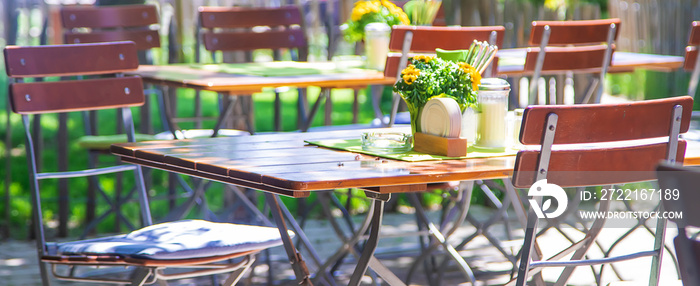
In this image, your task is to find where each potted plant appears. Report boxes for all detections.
[393,55,481,134]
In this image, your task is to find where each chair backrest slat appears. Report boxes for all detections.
[64,30,160,49]
[529,18,621,45]
[523,46,611,73]
[513,96,693,188]
[514,141,687,188]
[60,5,160,51]
[9,77,145,114]
[60,5,159,29]
[199,6,303,28]
[388,25,505,52]
[4,41,138,77]
[684,47,697,71]
[689,21,700,46]
[202,29,307,51]
[684,22,700,71]
[519,96,693,145]
[197,6,307,57]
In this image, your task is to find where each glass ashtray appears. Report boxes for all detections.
[361,132,413,154]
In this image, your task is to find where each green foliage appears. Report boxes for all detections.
[342,0,410,43]
[393,56,479,112]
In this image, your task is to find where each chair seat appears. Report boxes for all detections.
[77,134,159,150]
[77,129,250,150]
[50,220,292,260]
[154,129,250,140]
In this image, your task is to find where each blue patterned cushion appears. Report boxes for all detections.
[53,220,291,260]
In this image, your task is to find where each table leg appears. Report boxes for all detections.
[313,192,378,285]
[211,95,238,137]
[264,193,339,285]
[349,192,407,286]
[407,192,477,285]
[301,88,330,131]
[264,193,313,285]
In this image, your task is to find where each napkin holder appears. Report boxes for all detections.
[413,132,468,157]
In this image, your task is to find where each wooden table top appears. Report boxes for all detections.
[496,49,685,76]
[111,127,700,198]
[128,63,396,93]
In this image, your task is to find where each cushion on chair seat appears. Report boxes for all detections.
[77,129,250,150]
[154,129,250,140]
[52,220,291,260]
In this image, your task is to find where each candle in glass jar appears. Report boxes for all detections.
[364,23,391,71]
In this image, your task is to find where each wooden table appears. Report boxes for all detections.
[496,49,685,76]
[110,127,700,285]
[129,63,396,132]
[110,127,517,197]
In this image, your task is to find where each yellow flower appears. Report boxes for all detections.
[544,0,566,10]
[458,62,481,90]
[412,55,434,63]
[401,64,420,85]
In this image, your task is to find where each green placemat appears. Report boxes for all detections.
[306,139,518,162]
[190,61,366,77]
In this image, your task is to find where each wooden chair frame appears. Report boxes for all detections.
[525,18,620,105]
[5,42,257,286]
[507,96,693,286]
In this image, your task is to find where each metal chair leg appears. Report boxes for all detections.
[222,256,255,286]
[129,267,154,286]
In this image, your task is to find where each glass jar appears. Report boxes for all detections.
[476,78,510,150]
[364,23,391,71]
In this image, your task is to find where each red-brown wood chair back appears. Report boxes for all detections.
[513,96,693,188]
[684,21,700,100]
[524,18,620,74]
[528,18,621,46]
[684,21,700,71]
[198,6,307,57]
[5,41,144,114]
[384,25,505,78]
[60,5,160,50]
[524,18,620,104]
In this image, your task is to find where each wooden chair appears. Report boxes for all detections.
[5,41,286,285]
[524,18,620,105]
[684,21,700,98]
[657,163,700,286]
[683,21,700,120]
[60,4,160,51]
[196,5,308,133]
[384,25,506,125]
[60,4,164,135]
[507,96,693,286]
